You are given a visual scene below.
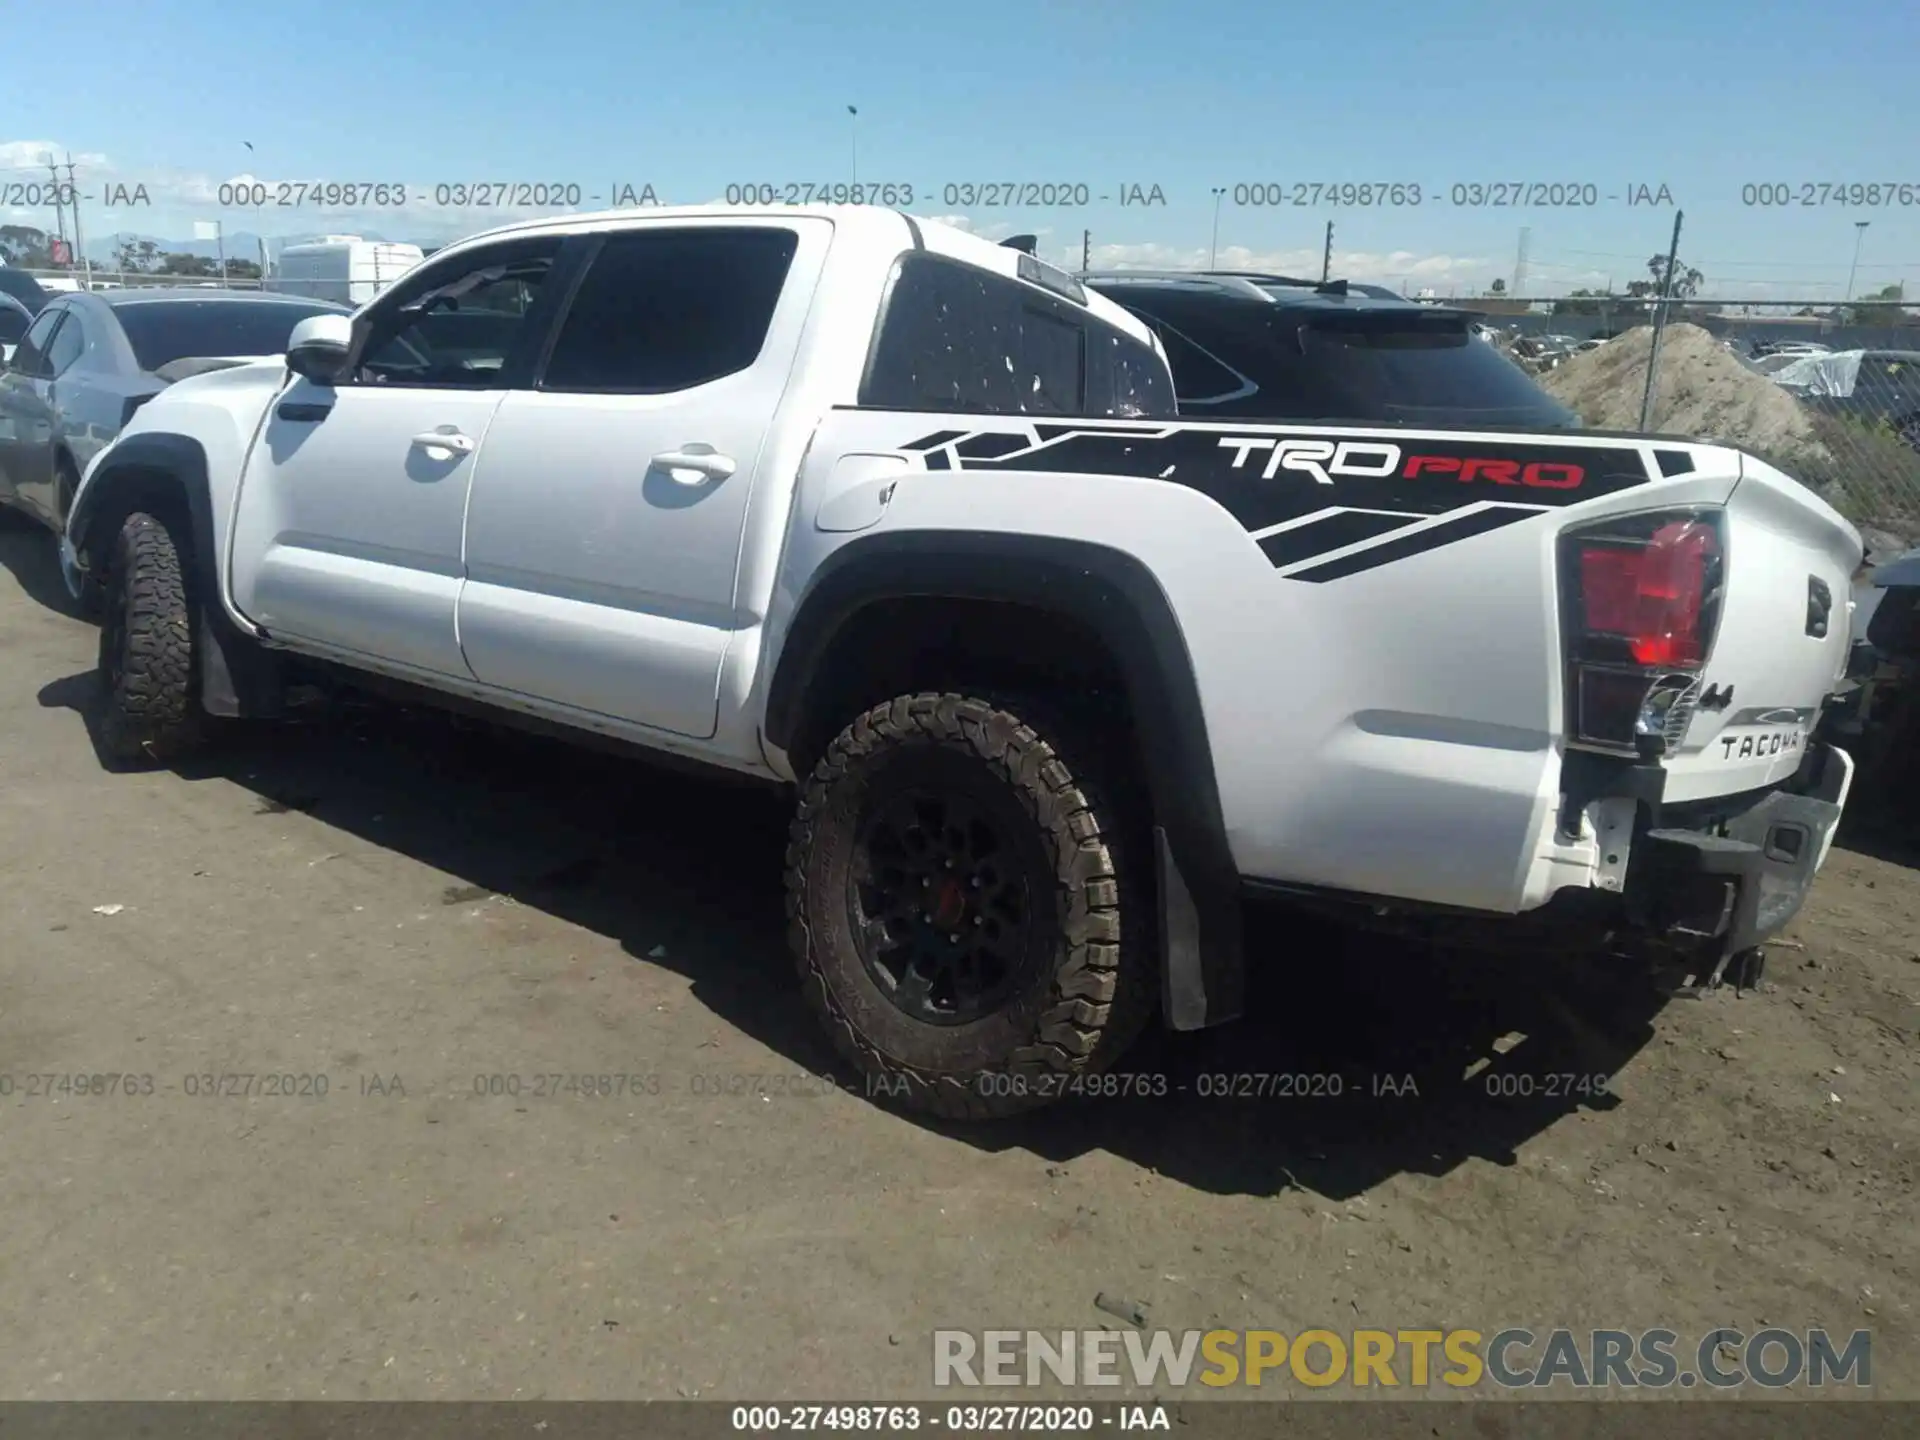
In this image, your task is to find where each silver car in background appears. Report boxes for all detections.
[0,288,351,542]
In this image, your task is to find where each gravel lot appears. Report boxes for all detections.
[1,512,1914,1402]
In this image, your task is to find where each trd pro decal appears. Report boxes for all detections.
[897,420,1655,579]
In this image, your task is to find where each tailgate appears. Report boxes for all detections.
[1662,454,1861,802]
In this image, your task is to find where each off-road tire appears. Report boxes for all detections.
[786,692,1154,1119]
[97,511,203,764]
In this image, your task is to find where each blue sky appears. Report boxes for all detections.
[5,0,1917,300]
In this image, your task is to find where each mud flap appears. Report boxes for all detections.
[1157,826,1245,1031]
[197,611,284,719]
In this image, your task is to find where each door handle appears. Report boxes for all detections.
[651,447,736,485]
[411,429,474,455]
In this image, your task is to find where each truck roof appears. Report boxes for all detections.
[279,237,423,253]
[424,204,1159,353]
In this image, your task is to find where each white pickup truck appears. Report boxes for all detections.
[64,205,1861,1117]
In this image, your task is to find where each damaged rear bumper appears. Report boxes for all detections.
[1626,742,1854,958]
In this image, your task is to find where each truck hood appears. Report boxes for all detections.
[115,356,290,432]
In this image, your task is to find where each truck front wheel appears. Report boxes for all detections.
[97,511,204,764]
[786,692,1152,1119]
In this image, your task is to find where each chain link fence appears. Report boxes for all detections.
[1472,298,1920,544]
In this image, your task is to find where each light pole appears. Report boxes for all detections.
[1209,187,1226,269]
[847,105,859,190]
[1845,220,1869,304]
[244,141,267,287]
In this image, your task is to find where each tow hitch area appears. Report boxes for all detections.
[1628,744,1852,967]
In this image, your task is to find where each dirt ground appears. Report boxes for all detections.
[1542,323,1829,470]
[1,513,1915,1403]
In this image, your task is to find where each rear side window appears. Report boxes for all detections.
[116,300,343,372]
[1128,299,1578,429]
[46,312,86,374]
[1141,320,1255,405]
[862,252,1175,418]
[540,227,799,393]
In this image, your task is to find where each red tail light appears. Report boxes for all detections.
[1576,518,1717,668]
[1560,511,1725,755]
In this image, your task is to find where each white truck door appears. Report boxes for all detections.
[456,218,830,740]
[227,234,566,678]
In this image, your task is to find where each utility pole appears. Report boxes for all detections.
[64,153,92,287]
[1209,187,1226,269]
[847,105,859,188]
[1511,226,1531,297]
[1320,220,1333,283]
[1081,229,1090,271]
[1845,221,1870,303]
[44,154,70,256]
[241,141,268,287]
[1638,209,1684,432]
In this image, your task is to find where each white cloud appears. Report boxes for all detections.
[1084,240,1495,291]
[0,139,109,170]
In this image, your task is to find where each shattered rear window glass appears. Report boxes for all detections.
[862,252,1173,418]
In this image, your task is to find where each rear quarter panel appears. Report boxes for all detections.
[1657,453,1861,802]
[774,413,1742,912]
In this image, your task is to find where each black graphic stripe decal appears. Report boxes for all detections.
[903,430,969,452]
[893,421,1657,579]
[1256,510,1423,567]
[1288,507,1543,583]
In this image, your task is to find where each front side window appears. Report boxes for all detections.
[350,238,561,388]
[539,227,799,394]
[11,308,67,378]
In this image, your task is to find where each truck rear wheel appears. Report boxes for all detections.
[97,511,204,764]
[786,692,1152,1119]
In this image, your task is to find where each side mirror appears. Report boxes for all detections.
[285,313,354,384]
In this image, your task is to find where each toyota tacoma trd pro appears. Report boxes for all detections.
[62,206,1861,1118]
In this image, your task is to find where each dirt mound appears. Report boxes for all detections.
[1542,322,1831,472]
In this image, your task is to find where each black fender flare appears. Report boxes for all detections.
[68,432,282,717]
[764,530,1244,1029]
